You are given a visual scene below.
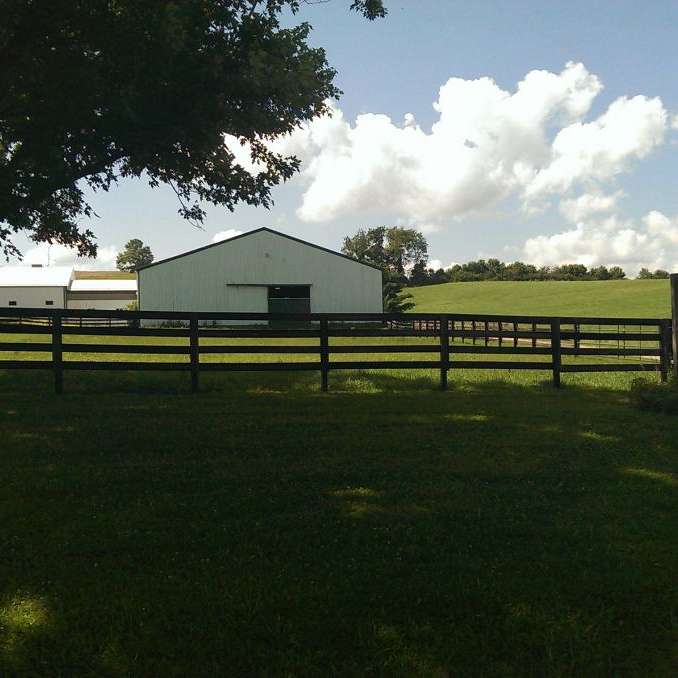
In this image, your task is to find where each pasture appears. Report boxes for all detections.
[409,279,671,317]
[0,300,675,675]
[1,356,677,676]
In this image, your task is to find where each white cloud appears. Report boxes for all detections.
[223,61,677,272]
[644,210,678,245]
[522,207,678,274]
[212,229,243,243]
[254,61,671,231]
[559,190,623,223]
[524,95,667,201]
[22,243,119,269]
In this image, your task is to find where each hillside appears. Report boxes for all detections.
[408,279,671,318]
[73,270,136,280]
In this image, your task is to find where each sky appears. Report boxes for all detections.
[12,0,678,274]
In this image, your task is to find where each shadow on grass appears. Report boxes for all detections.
[0,369,676,675]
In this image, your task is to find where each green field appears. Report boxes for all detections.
[1,361,677,676]
[409,279,671,317]
[0,295,675,675]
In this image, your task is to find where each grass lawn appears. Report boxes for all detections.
[409,279,672,317]
[1,362,677,676]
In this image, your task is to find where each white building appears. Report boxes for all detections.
[66,275,138,310]
[0,266,137,310]
[138,228,383,317]
[0,265,73,308]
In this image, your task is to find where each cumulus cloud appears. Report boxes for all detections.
[522,203,678,274]
[22,243,119,269]
[523,95,667,201]
[559,190,624,223]
[225,61,676,271]
[212,229,243,243]
[254,61,670,232]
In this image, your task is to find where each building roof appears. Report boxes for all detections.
[69,279,137,292]
[137,227,382,272]
[0,266,73,287]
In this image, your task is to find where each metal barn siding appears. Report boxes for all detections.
[138,229,383,315]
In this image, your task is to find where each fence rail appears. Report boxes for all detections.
[0,307,674,393]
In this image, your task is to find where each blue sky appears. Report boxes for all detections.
[14,0,678,273]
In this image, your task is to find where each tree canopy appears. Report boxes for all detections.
[342,226,425,311]
[342,226,427,276]
[410,259,629,286]
[637,268,670,279]
[0,0,386,259]
[116,239,154,272]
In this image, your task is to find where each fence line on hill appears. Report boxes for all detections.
[0,305,674,394]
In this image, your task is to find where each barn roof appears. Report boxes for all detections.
[137,227,382,272]
[0,265,73,287]
[70,279,137,292]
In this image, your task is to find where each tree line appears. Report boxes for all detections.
[410,260,629,285]
[342,226,669,310]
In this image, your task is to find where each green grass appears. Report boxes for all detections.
[1,363,677,676]
[72,271,136,280]
[409,279,671,317]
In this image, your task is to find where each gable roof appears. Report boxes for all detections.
[70,279,137,292]
[137,227,382,272]
[0,265,73,287]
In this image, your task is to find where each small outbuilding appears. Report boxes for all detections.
[0,265,73,309]
[138,228,383,317]
[67,271,137,310]
[0,266,137,310]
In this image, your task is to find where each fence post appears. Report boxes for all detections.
[190,314,199,393]
[551,318,561,388]
[659,320,671,383]
[440,315,449,390]
[671,273,678,380]
[320,318,329,392]
[52,311,63,394]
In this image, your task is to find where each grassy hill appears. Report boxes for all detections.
[73,270,136,280]
[409,279,671,318]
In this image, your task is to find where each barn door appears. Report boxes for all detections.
[267,285,311,316]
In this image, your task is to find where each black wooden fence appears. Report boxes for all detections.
[0,308,674,393]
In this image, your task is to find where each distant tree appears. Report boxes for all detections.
[343,226,428,309]
[553,264,589,280]
[384,227,428,275]
[607,266,626,280]
[590,265,611,280]
[341,227,390,270]
[638,268,669,279]
[116,239,154,272]
[342,226,427,275]
[504,261,539,281]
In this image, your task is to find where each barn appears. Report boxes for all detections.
[0,266,137,310]
[0,265,72,308]
[137,228,383,317]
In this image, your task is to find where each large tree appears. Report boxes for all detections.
[342,226,427,276]
[343,225,427,311]
[0,0,386,259]
[116,238,154,272]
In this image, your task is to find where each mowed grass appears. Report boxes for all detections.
[1,353,677,676]
[409,279,671,317]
